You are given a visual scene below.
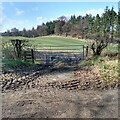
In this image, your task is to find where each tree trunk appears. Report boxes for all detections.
[91,42,107,56]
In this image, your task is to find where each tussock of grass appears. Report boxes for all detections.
[79,56,119,82]
[79,55,100,67]
[99,58,118,83]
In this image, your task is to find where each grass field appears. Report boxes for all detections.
[1,36,89,66]
[1,36,89,52]
[1,36,118,52]
[1,36,118,82]
[1,36,88,45]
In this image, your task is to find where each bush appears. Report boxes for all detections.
[2,41,15,59]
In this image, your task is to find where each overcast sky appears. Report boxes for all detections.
[0,2,118,32]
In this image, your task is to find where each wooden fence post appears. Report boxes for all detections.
[24,51,26,62]
[86,46,88,57]
[31,49,34,63]
[83,45,84,60]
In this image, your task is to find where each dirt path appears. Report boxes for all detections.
[1,65,119,118]
[2,88,119,118]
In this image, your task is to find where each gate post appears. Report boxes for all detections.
[86,46,88,57]
[83,45,84,60]
[24,51,27,62]
[31,49,34,63]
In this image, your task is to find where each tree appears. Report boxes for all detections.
[117,5,120,41]
[22,28,27,37]
[3,30,11,36]
[11,28,19,36]
[69,15,76,24]
[36,24,47,36]
[54,20,65,35]
[1,6,118,41]
[92,14,101,33]
[84,14,95,39]
[31,27,38,37]
[27,30,33,38]
[46,21,55,35]
[109,7,117,43]
[78,17,89,39]
[91,7,117,56]
[11,39,28,59]
[58,16,67,22]
[62,22,72,36]
[76,15,82,23]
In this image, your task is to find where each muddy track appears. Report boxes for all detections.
[1,65,119,92]
[2,65,119,118]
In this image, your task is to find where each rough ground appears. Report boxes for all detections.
[1,64,119,118]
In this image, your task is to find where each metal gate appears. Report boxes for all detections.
[34,44,85,64]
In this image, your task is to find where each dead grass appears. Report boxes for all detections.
[79,56,119,83]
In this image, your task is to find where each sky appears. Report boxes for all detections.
[0,2,119,32]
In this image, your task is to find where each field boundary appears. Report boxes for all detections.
[24,44,87,64]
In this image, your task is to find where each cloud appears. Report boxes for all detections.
[0,12,7,24]
[1,19,31,32]
[0,11,6,32]
[37,16,43,21]
[8,2,25,15]
[0,3,7,25]
[36,16,47,25]
[32,7,39,11]
[16,9,25,15]
[79,8,104,16]
[0,2,25,31]
[60,8,105,19]
[0,4,4,11]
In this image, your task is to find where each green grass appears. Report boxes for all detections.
[1,36,118,52]
[1,36,118,68]
[31,36,88,46]
[79,55,100,67]
[1,36,88,50]
[104,43,118,53]
[2,59,32,68]
[1,36,89,67]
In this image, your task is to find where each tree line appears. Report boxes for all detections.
[2,6,120,56]
[2,7,118,41]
